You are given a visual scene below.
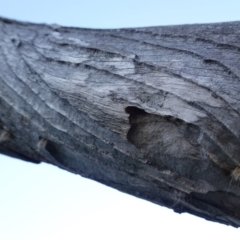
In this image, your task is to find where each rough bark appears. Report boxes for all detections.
[1,17,240,227]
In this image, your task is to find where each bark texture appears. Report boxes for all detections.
[1,17,240,227]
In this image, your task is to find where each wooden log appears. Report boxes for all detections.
[1,17,240,227]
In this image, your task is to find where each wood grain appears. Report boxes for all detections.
[1,17,240,227]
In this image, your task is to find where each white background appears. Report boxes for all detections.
[0,1,240,239]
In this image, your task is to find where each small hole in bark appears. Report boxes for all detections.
[125,106,148,146]
[11,38,21,47]
[125,106,146,115]
[45,140,58,156]
[125,106,147,125]
[204,59,215,64]
[58,60,65,64]
[59,43,69,46]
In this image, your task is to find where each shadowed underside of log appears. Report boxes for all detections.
[1,17,240,227]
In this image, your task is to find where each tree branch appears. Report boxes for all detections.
[1,17,240,227]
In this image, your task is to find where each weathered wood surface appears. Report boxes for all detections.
[1,17,240,227]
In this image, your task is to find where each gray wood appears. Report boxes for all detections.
[1,17,240,227]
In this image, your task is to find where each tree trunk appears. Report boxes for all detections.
[1,17,240,227]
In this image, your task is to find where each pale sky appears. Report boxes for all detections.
[0,1,240,239]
